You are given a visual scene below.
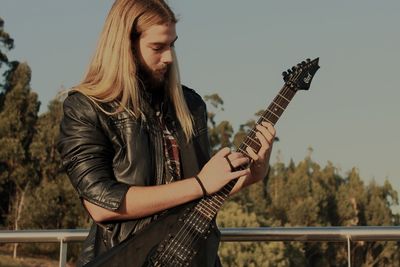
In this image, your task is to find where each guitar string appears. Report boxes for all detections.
[156,158,245,261]
[181,90,291,256]
[170,76,303,264]
[162,85,296,264]
[182,84,304,255]
[161,84,296,263]
[155,200,213,263]
[154,84,296,264]
[167,93,290,264]
[161,191,225,262]
[176,66,308,260]
[156,85,295,264]
[166,59,312,260]
[158,86,293,263]
[156,184,229,264]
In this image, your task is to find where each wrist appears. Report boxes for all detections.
[194,175,208,197]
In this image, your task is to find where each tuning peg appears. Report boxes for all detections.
[291,66,296,71]
[282,71,288,77]
[306,58,311,62]
[301,61,306,65]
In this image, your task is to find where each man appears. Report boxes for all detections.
[57,0,275,266]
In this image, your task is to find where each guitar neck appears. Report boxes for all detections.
[157,58,319,266]
[193,84,298,223]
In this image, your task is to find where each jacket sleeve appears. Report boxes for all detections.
[57,92,130,211]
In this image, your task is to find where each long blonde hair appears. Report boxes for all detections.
[74,0,194,141]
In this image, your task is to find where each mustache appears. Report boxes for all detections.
[155,64,169,72]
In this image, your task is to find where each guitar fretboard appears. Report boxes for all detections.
[173,85,298,245]
[154,57,320,265]
[196,84,297,221]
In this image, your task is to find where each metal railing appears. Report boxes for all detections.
[1,227,400,267]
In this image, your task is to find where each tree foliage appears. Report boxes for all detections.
[0,18,88,259]
[205,95,400,266]
[0,17,15,108]
[0,19,399,265]
[0,17,14,68]
[0,62,40,230]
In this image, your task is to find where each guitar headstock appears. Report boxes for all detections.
[282,58,320,90]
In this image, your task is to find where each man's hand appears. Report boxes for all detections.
[245,121,276,183]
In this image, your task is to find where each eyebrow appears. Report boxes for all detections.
[150,36,178,46]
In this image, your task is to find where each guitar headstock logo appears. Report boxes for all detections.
[282,58,320,91]
[303,72,313,84]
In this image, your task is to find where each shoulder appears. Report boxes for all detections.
[61,90,102,126]
[63,90,95,109]
[182,85,206,111]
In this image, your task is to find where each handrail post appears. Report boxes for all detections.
[59,239,67,267]
[347,235,351,267]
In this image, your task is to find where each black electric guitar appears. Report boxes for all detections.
[86,58,320,267]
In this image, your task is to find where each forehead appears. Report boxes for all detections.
[140,23,177,43]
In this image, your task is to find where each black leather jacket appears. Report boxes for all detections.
[57,87,221,266]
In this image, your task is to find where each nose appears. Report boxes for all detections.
[161,48,173,65]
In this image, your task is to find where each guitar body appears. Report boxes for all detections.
[85,58,320,267]
[86,201,220,267]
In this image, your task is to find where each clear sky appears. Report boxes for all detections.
[1,1,399,201]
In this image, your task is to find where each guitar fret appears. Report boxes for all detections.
[269,103,284,117]
[266,110,279,119]
[244,137,261,151]
[194,206,214,220]
[246,135,260,146]
[220,187,231,196]
[200,201,216,214]
[262,113,277,123]
[214,193,225,203]
[278,93,290,102]
[209,195,223,206]
[272,100,285,110]
[247,134,258,143]
[210,199,223,211]
[261,116,273,125]
[217,189,229,200]
[197,201,214,214]
[206,198,221,212]
[237,147,251,158]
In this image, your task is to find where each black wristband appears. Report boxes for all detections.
[194,175,208,197]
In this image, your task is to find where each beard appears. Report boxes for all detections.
[138,63,169,89]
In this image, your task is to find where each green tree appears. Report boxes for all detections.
[337,170,399,266]
[0,17,14,90]
[27,98,89,229]
[18,98,89,258]
[204,94,400,266]
[204,94,233,153]
[0,61,40,258]
[30,100,64,183]
[0,17,14,65]
[0,17,15,223]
